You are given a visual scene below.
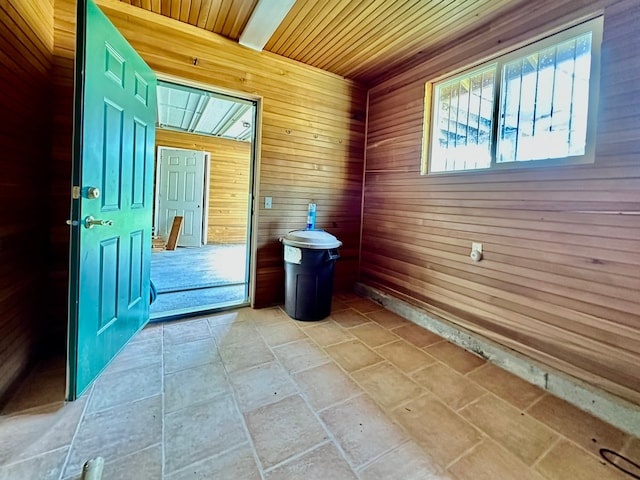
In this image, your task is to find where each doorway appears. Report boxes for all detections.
[149,80,257,319]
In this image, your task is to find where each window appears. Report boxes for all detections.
[425,17,603,174]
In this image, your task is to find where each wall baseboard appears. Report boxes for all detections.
[354,282,640,437]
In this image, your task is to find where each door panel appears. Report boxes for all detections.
[67,0,156,400]
[156,148,206,247]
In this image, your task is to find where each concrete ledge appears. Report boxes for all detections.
[354,282,640,437]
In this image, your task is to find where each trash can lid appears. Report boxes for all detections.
[281,230,342,249]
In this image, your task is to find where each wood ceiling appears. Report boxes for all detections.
[119,0,525,84]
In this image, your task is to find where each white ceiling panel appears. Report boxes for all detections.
[156,82,254,142]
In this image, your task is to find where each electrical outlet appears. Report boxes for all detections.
[265,197,272,209]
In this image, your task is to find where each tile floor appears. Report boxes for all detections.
[1,292,639,479]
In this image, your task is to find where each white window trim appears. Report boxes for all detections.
[422,16,603,175]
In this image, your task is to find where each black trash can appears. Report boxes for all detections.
[281,230,342,321]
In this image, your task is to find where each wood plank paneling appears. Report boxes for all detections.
[118,0,258,40]
[362,0,640,405]
[118,0,559,84]
[155,129,252,244]
[47,0,76,352]
[0,0,53,401]
[120,0,609,84]
[49,0,366,320]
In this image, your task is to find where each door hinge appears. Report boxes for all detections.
[72,186,81,199]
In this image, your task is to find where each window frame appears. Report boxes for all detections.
[422,16,603,175]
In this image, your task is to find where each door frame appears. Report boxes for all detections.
[154,146,211,246]
[155,72,262,308]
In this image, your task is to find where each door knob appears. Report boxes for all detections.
[84,216,113,229]
[86,187,100,199]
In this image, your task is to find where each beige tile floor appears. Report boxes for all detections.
[1,292,639,479]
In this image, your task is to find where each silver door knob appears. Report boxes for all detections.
[86,187,100,199]
[84,216,113,229]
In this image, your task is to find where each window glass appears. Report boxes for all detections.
[425,18,601,174]
[431,67,495,173]
[497,32,593,163]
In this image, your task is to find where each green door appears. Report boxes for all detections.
[67,0,157,400]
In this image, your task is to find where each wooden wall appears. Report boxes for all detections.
[0,0,53,399]
[48,0,76,352]
[49,0,366,323]
[362,0,640,405]
[155,129,252,244]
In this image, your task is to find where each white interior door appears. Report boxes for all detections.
[157,148,206,247]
